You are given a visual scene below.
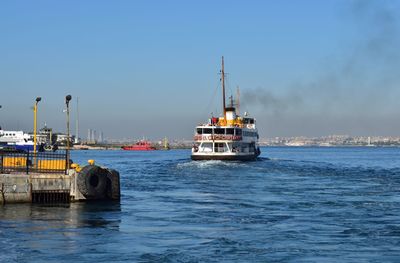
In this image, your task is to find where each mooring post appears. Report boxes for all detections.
[26,151,30,175]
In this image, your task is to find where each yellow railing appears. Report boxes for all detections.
[37,160,67,171]
[3,157,27,167]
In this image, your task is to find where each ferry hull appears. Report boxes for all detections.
[122,146,156,151]
[191,153,259,161]
[0,143,39,152]
[15,144,34,152]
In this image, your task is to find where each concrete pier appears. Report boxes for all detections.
[0,150,120,205]
[0,168,120,205]
[0,173,31,204]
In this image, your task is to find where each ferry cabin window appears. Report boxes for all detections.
[241,143,249,153]
[227,142,233,152]
[214,128,225,134]
[235,129,242,136]
[243,118,255,124]
[243,131,258,137]
[223,143,230,152]
[196,128,203,134]
[203,128,213,134]
[226,128,234,135]
[232,142,240,152]
[243,131,249,137]
[214,142,226,153]
[200,142,213,152]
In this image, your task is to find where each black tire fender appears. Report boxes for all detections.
[106,169,121,200]
[77,165,108,199]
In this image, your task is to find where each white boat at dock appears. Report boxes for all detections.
[0,129,39,152]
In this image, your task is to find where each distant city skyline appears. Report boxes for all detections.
[1,0,400,140]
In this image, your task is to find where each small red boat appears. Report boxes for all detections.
[122,140,156,151]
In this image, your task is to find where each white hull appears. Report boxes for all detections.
[191,151,259,161]
[191,125,260,161]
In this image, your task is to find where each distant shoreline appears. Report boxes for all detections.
[64,144,400,151]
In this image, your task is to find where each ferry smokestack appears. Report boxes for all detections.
[225,107,236,121]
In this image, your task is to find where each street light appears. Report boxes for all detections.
[33,97,41,154]
[65,95,72,168]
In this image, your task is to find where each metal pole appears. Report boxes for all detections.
[33,97,41,167]
[76,97,79,144]
[33,103,37,153]
[67,103,70,152]
[65,95,71,170]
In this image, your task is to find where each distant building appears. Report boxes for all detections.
[28,124,55,145]
[55,134,74,146]
[87,128,98,144]
[98,131,104,143]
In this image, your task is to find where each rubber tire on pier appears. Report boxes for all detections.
[106,169,121,200]
[77,165,108,199]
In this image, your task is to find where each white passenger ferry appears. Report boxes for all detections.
[191,57,261,161]
[0,129,36,151]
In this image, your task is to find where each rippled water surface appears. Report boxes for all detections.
[1,147,400,262]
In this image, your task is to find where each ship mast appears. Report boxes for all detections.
[75,97,79,144]
[236,86,240,115]
[221,56,226,119]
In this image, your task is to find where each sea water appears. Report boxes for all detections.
[1,147,400,262]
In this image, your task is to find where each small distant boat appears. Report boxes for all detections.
[122,140,156,151]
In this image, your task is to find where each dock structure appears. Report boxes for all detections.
[0,150,120,205]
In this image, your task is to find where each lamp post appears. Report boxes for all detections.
[65,95,72,168]
[33,97,41,154]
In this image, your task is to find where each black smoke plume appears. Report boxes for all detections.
[243,0,400,119]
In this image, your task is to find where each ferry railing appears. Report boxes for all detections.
[0,150,68,175]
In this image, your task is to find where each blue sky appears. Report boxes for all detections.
[1,0,400,140]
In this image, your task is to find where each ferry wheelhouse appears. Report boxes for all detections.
[191,57,261,161]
